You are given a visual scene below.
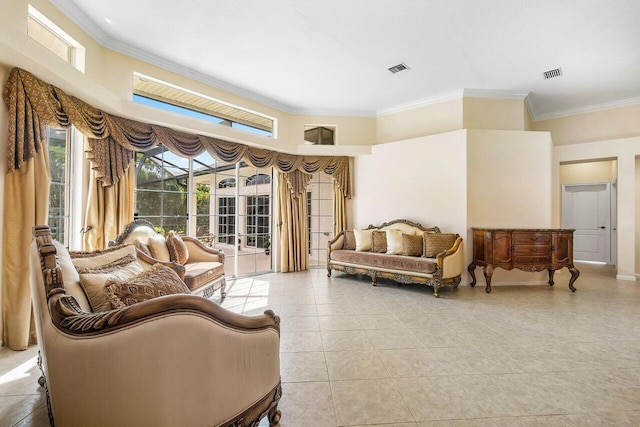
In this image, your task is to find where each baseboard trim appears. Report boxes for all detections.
[616,274,637,281]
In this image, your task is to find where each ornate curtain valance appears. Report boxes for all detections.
[3,67,351,196]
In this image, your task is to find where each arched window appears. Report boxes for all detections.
[218,178,236,188]
[246,173,271,186]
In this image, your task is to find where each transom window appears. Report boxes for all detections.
[27,5,85,72]
[132,73,275,137]
[246,173,271,186]
[218,178,236,188]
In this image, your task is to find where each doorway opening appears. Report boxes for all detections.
[560,159,617,265]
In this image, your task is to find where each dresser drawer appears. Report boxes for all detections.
[514,255,551,265]
[512,232,551,245]
[513,244,551,255]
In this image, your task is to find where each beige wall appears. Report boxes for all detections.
[559,160,617,185]
[289,114,376,147]
[376,99,463,144]
[352,130,468,235]
[463,98,528,131]
[534,103,640,146]
[467,129,553,284]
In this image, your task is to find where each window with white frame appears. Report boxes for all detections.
[47,127,71,245]
[134,146,189,234]
[27,5,85,72]
[218,197,236,245]
[246,195,270,248]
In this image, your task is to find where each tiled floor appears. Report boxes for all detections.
[2,262,639,426]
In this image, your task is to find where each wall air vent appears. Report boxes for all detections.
[388,63,410,74]
[543,68,563,79]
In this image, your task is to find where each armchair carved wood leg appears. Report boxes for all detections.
[268,405,282,426]
[371,271,377,286]
[267,382,282,426]
[327,266,332,277]
[483,265,494,293]
[568,266,580,292]
[467,263,477,287]
[548,268,555,286]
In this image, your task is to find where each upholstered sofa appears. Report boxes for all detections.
[327,219,464,297]
[30,225,281,427]
[110,219,226,301]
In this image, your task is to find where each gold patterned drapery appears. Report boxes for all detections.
[3,67,351,196]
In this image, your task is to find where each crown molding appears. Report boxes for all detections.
[462,88,529,100]
[376,90,465,116]
[533,96,640,121]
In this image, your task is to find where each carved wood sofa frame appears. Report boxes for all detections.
[31,225,281,427]
[110,219,227,301]
[327,219,464,298]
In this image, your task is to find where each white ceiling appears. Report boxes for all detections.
[51,0,640,119]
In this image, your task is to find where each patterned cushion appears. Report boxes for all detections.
[70,244,137,269]
[385,229,404,255]
[354,229,374,252]
[402,233,423,257]
[147,235,171,262]
[133,238,151,257]
[166,230,189,264]
[423,233,456,257]
[105,264,190,309]
[371,230,387,253]
[343,230,356,250]
[76,256,145,312]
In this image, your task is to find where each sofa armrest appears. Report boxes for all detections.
[182,236,225,264]
[436,236,464,279]
[327,232,345,254]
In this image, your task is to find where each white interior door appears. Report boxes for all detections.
[562,183,611,262]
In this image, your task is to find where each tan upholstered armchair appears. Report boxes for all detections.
[30,225,281,427]
[110,219,226,301]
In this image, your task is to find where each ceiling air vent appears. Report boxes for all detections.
[543,68,563,79]
[388,63,410,74]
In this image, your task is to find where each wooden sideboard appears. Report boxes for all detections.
[467,228,580,293]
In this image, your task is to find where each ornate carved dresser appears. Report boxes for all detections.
[467,228,580,293]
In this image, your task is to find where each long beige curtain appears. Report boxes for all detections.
[333,177,348,236]
[278,172,310,272]
[2,149,50,350]
[83,164,134,251]
[2,66,351,349]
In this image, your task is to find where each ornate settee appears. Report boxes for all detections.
[327,219,464,297]
[30,225,281,427]
[110,219,226,301]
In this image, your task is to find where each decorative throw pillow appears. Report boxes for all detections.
[385,229,404,255]
[77,257,145,312]
[165,230,189,264]
[371,230,387,253]
[70,244,137,270]
[133,238,152,257]
[343,230,356,250]
[402,233,423,257]
[105,264,190,309]
[147,235,171,262]
[354,229,374,252]
[423,233,457,257]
